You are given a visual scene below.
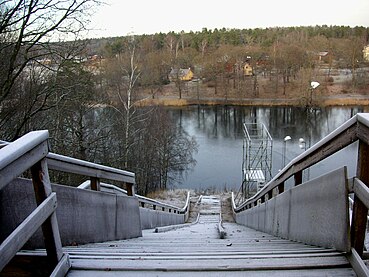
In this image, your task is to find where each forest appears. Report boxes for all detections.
[1,0,369,194]
[86,24,369,104]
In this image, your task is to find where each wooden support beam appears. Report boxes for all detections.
[353,178,369,210]
[50,254,71,277]
[31,159,63,266]
[294,171,303,186]
[351,141,369,257]
[278,182,285,194]
[267,190,273,201]
[346,248,369,277]
[0,193,57,271]
[126,183,135,196]
[90,177,100,191]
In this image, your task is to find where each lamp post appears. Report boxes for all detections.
[299,138,306,151]
[309,81,320,106]
[298,137,310,181]
[282,135,291,167]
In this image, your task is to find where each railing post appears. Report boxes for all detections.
[294,171,303,186]
[30,158,63,266]
[267,190,273,200]
[126,182,135,196]
[278,182,285,194]
[351,141,369,257]
[90,177,100,191]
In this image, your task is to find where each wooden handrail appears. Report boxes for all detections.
[0,131,49,191]
[0,131,137,274]
[137,191,190,214]
[0,140,135,192]
[47,153,135,196]
[78,180,190,215]
[47,153,135,185]
[0,131,67,275]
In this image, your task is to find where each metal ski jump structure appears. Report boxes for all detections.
[236,122,273,204]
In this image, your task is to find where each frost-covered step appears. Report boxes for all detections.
[69,254,350,271]
[67,251,343,260]
[199,195,221,215]
[67,268,356,277]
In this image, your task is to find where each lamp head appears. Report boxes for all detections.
[311,81,320,89]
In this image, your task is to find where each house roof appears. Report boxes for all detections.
[318,51,329,57]
[169,68,192,77]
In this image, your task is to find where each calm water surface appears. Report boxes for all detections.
[167,106,365,191]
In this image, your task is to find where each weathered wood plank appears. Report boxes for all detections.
[67,268,356,277]
[351,141,369,256]
[294,171,303,186]
[0,130,48,171]
[357,121,369,146]
[90,177,100,191]
[353,178,369,210]
[67,252,344,260]
[50,254,71,277]
[31,159,63,265]
[346,248,369,277]
[47,153,135,185]
[64,249,337,256]
[0,141,48,191]
[69,255,349,271]
[0,193,57,271]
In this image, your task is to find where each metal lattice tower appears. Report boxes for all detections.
[236,122,273,204]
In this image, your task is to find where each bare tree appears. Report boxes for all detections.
[104,36,149,168]
[0,0,99,139]
[132,107,198,194]
[0,0,97,100]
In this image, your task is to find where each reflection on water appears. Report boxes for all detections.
[167,106,365,190]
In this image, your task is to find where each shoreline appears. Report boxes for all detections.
[137,95,369,108]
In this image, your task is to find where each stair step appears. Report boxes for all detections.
[67,268,356,277]
[69,255,350,271]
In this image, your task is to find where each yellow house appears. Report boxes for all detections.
[169,68,194,82]
[363,45,369,62]
[243,63,253,76]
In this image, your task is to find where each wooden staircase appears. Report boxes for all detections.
[64,194,355,276]
[64,220,354,276]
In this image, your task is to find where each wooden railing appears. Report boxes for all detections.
[47,153,135,196]
[233,113,369,259]
[0,131,67,276]
[138,191,190,219]
[0,131,136,275]
[78,180,190,221]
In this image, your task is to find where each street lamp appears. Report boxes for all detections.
[298,137,310,181]
[309,81,320,106]
[299,138,306,151]
[282,135,291,167]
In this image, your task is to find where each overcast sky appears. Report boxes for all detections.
[87,0,369,38]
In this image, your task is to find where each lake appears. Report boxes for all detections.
[167,105,366,191]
